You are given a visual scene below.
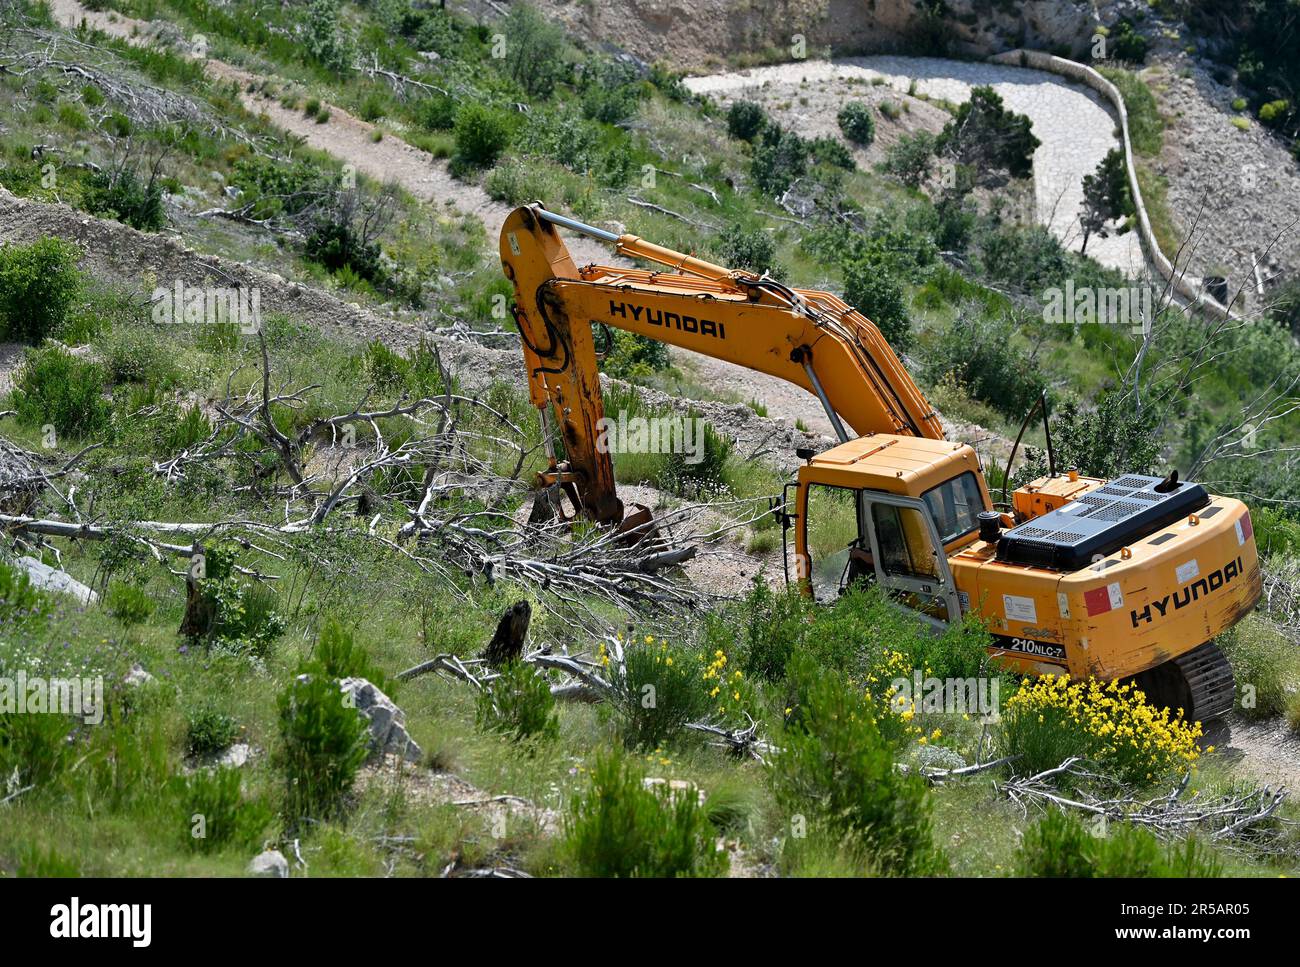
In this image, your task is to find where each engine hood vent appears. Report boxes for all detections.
[996,475,1210,571]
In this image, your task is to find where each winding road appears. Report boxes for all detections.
[685,56,1145,277]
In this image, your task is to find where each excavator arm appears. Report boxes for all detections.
[499,204,943,524]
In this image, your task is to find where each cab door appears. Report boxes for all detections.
[861,492,961,629]
[791,483,961,628]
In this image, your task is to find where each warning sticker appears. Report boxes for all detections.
[1175,559,1200,584]
[1003,594,1038,624]
[1084,582,1125,616]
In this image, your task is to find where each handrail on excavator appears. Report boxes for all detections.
[529,203,739,284]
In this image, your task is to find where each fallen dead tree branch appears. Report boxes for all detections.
[998,758,1291,850]
[397,640,774,761]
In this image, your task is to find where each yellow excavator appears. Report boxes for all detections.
[499,204,1262,722]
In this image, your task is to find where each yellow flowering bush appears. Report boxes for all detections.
[608,635,711,750]
[1001,674,1203,786]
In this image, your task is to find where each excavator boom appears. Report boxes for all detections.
[500,204,941,522]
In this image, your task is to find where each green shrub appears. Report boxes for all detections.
[1018,394,1161,481]
[714,224,781,277]
[1258,99,1291,128]
[733,578,812,683]
[173,766,272,853]
[919,305,1043,420]
[750,124,808,196]
[0,706,73,789]
[102,326,176,386]
[312,619,389,691]
[977,223,1073,295]
[0,236,82,342]
[843,259,911,350]
[57,102,88,130]
[726,100,767,142]
[360,336,450,397]
[304,0,355,75]
[104,580,156,625]
[1250,506,1300,557]
[499,2,568,98]
[277,672,369,825]
[359,92,388,121]
[563,746,726,877]
[11,345,112,437]
[608,638,712,750]
[581,60,644,124]
[83,166,165,231]
[884,131,936,188]
[837,101,875,145]
[230,155,330,220]
[772,654,946,876]
[1017,810,1220,877]
[1221,618,1295,719]
[412,93,457,131]
[185,706,241,758]
[304,214,383,283]
[1107,18,1149,64]
[476,660,559,742]
[0,558,49,628]
[599,328,671,380]
[163,404,212,452]
[939,85,1039,181]
[451,102,513,173]
[810,135,855,170]
[188,545,287,657]
[658,418,732,499]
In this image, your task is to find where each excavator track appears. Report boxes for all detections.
[1132,640,1236,724]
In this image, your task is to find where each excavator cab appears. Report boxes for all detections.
[785,434,989,627]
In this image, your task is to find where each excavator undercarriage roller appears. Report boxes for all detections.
[1130,640,1236,724]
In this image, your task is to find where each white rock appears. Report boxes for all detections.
[338,677,423,763]
[17,556,98,604]
[247,849,289,878]
[123,663,156,688]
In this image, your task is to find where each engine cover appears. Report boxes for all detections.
[996,474,1211,571]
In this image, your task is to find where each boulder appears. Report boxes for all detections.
[247,849,289,878]
[17,556,98,605]
[339,677,422,763]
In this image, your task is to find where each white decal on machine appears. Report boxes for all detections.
[1003,594,1038,624]
[1107,582,1124,609]
[1175,559,1200,584]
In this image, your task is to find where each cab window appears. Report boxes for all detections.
[921,472,985,545]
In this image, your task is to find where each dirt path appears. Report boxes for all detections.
[1204,715,1300,792]
[49,0,837,432]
